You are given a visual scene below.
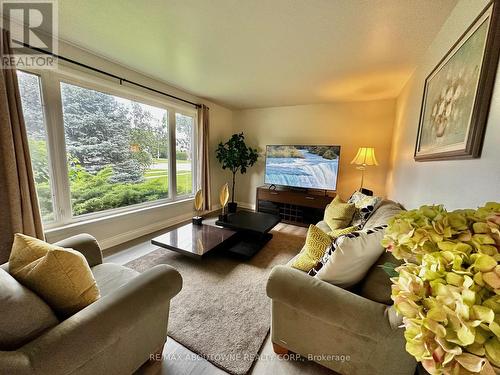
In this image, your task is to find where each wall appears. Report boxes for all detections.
[231,100,396,207]
[45,40,234,248]
[386,0,500,210]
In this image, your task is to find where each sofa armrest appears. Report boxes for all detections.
[17,265,182,374]
[54,233,103,267]
[267,265,392,338]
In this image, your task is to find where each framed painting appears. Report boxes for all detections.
[414,0,500,161]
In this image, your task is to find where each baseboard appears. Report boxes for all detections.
[99,205,222,250]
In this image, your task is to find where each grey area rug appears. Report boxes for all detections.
[125,230,304,375]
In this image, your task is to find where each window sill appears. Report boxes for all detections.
[44,197,194,234]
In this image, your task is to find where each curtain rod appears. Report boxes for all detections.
[12,40,202,108]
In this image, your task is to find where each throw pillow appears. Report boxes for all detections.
[0,268,59,350]
[308,232,343,276]
[308,225,361,277]
[328,225,360,239]
[348,191,381,227]
[291,225,332,272]
[313,225,388,288]
[9,234,100,318]
[323,195,356,231]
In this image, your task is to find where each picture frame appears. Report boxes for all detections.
[414,0,500,161]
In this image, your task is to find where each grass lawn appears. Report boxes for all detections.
[176,171,192,195]
[144,159,193,195]
[152,158,189,164]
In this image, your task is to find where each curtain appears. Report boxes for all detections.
[0,29,44,263]
[197,104,211,211]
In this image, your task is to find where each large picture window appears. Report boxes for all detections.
[17,69,197,227]
[61,82,170,216]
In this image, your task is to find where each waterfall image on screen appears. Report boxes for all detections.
[264,145,340,190]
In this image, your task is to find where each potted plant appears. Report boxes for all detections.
[216,133,258,213]
[382,203,500,375]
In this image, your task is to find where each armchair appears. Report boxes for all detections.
[0,233,182,375]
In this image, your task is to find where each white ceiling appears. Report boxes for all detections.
[56,0,458,109]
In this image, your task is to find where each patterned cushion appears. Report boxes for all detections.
[308,225,388,285]
[308,228,361,277]
[348,191,381,227]
[323,195,356,230]
[328,225,361,239]
[308,242,337,277]
[291,225,332,272]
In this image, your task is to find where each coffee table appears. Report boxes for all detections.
[151,223,238,259]
[216,211,281,258]
[151,211,280,260]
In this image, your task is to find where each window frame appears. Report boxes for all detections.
[19,63,198,229]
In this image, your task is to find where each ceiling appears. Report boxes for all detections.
[56,0,458,109]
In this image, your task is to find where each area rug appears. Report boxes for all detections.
[125,230,304,375]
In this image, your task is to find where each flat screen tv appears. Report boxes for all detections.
[264,145,341,191]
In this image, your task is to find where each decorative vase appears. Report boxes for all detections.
[228,202,237,213]
[218,213,228,222]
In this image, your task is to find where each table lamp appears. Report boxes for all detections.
[350,147,378,190]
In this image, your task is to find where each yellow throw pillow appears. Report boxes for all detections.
[9,234,100,317]
[328,225,360,239]
[324,195,356,231]
[292,225,332,272]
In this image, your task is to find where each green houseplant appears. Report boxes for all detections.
[216,133,258,213]
[382,203,500,375]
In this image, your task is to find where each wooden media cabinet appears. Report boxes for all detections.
[255,185,335,227]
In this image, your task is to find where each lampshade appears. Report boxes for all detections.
[351,147,378,166]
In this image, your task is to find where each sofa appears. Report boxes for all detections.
[266,200,417,375]
[0,233,182,375]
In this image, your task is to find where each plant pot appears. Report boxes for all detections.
[228,202,237,213]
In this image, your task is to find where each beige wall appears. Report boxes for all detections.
[386,0,500,210]
[231,100,396,207]
[46,40,234,248]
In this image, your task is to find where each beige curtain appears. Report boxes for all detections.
[0,29,44,263]
[197,104,211,210]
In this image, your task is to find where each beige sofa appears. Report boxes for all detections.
[0,234,182,375]
[266,200,417,375]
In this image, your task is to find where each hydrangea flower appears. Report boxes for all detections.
[383,203,500,374]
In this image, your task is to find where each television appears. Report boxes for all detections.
[264,145,341,191]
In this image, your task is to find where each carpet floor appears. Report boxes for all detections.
[125,229,305,375]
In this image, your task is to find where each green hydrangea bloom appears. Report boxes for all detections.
[384,203,500,374]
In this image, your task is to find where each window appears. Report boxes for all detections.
[17,68,197,227]
[61,82,170,216]
[17,71,55,222]
[175,113,194,196]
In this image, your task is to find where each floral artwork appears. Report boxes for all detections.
[420,20,487,152]
[382,203,500,374]
[415,3,499,161]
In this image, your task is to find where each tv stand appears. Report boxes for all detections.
[256,185,335,227]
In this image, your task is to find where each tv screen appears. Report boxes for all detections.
[264,145,341,190]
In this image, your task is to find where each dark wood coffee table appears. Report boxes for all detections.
[216,211,280,258]
[151,223,238,259]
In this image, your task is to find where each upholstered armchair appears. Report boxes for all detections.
[0,233,182,375]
